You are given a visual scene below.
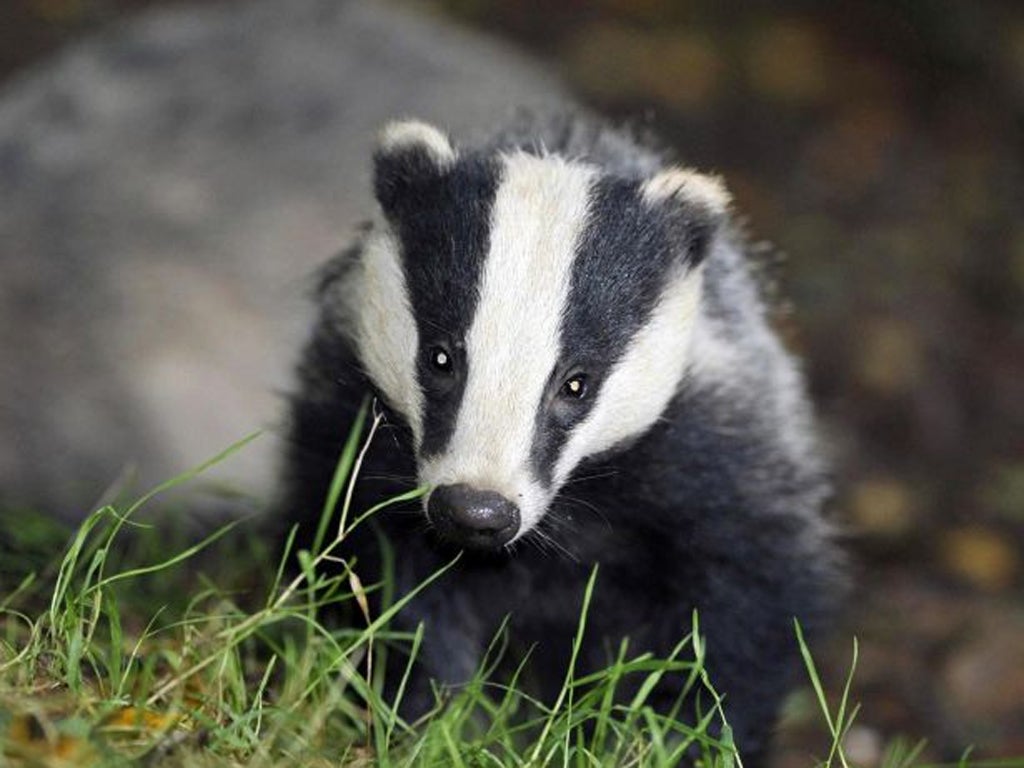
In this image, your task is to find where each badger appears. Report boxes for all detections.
[278,114,842,762]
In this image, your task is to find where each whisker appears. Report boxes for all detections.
[515,531,550,559]
[528,524,579,563]
[555,493,613,531]
[561,467,621,486]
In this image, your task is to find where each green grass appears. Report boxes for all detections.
[0,418,735,767]
[0,415,1002,767]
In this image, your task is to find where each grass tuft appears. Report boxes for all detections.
[0,418,967,766]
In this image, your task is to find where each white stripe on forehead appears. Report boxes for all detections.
[554,264,705,485]
[419,152,596,527]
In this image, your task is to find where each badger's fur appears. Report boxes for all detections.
[279,115,842,762]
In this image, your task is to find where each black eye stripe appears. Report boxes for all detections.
[400,156,500,460]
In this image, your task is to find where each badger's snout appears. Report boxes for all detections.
[428,484,520,550]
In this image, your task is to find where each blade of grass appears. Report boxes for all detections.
[529,565,599,765]
[795,618,852,768]
[313,398,369,554]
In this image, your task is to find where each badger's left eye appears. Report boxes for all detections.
[428,345,454,374]
[560,374,588,400]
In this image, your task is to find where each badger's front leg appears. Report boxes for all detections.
[372,544,493,718]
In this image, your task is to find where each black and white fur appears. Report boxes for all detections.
[279,115,842,763]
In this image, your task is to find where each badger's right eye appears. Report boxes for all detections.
[428,345,454,374]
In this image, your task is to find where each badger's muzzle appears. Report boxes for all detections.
[428,484,520,550]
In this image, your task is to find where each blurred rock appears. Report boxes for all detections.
[939,526,1019,591]
[0,0,567,518]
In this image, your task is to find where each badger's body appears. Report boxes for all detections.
[279,115,841,761]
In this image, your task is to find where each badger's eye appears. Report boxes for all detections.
[560,374,588,400]
[428,345,454,374]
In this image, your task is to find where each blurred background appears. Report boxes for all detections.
[2,0,1022,764]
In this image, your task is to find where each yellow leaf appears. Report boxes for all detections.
[349,570,371,624]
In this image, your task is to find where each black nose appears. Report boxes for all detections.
[428,484,520,550]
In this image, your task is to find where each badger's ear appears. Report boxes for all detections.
[641,167,731,265]
[373,120,457,218]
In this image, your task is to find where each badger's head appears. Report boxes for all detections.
[351,120,729,551]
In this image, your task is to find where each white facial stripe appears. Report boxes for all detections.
[354,231,424,446]
[419,152,597,536]
[555,265,705,484]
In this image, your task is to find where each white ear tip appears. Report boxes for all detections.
[377,120,456,165]
[642,168,731,216]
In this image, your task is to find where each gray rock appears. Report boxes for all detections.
[0,0,567,519]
